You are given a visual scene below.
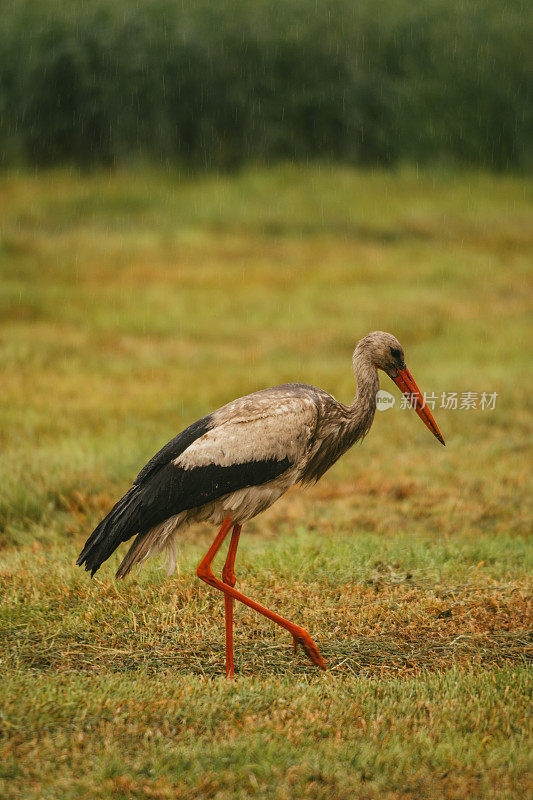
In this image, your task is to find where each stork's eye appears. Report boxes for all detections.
[389,346,402,361]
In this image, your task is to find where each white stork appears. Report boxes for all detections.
[77,331,444,676]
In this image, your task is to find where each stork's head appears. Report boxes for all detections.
[355,331,445,445]
[356,331,406,378]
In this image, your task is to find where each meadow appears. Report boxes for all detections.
[0,166,531,799]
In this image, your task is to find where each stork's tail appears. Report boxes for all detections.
[115,514,183,579]
[76,487,142,577]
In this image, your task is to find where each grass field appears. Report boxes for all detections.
[0,165,531,799]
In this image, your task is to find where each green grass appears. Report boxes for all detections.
[0,165,531,799]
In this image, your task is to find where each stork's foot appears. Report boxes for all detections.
[292,629,327,670]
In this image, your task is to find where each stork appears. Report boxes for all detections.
[77,331,444,677]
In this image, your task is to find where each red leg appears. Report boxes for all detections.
[196,519,326,671]
[222,523,241,679]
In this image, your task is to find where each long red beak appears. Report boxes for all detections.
[392,367,445,445]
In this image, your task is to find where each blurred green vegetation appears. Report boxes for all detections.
[1,0,531,170]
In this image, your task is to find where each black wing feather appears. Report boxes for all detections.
[77,414,213,575]
[134,414,213,485]
[135,457,291,532]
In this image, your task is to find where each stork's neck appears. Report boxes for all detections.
[343,349,379,445]
[352,352,380,412]
[298,350,380,486]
